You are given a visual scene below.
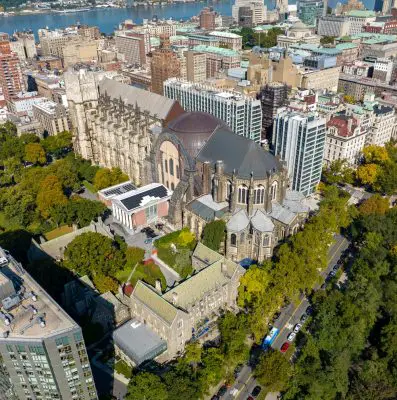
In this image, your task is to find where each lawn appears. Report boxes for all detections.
[44,225,74,241]
[114,359,132,379]
[154,228,196,279]
[114,266,133,283]
[130,262,167,291]
[83,180,96,194]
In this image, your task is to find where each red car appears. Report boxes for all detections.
[280,342,290,353]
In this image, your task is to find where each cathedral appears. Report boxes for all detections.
[66,72,309,263]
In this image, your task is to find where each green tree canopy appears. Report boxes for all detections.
[126,372,168,400]
[201,220,226,251]
[64,232,125,277]
[93,167,129,190]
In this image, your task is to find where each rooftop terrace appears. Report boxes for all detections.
[0,249,76,340]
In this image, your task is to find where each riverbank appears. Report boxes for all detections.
[0,0,233,36]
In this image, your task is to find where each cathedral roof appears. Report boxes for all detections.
[197,127,282,179]
[98,78,179,121]
[226,209,250,232]
[166,112,226,158]
[251,209,275,232]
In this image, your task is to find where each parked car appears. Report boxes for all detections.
[293,323,302,333]
[329,270,336,278]
[300,314,308,323]
[234,364,243,378]
[217,385,227,397]
[333,265,339,271]
[247,397,254,400]
[280,342,290,353]
[287,332,296,342]
[251,386,262,397]
[211,396,219,400]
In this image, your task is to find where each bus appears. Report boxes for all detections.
[262,327,279,350]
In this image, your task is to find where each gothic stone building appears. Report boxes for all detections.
[64,70,184,185]
[66,73,309,263]
[129,243,245,358]
[150,112,310,263]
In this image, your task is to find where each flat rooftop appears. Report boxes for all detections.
[113,319,167,365]
[98,180,136,200]
[0,250,76,340]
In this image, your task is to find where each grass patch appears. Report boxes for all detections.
[155,228,196,279]
[130,261,167,291]
[115,360,132,379]
[83,180,96,194]
[44,225,74,241]
[114,266,133,283]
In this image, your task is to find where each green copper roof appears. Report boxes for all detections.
[335,42,358,50]
[346,10,376,17]
[192,45,240,57]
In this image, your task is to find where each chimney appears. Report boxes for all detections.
[171,291,178,304]
[221,262,227,274]
[155,280,162,293]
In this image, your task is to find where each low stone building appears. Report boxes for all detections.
[128,244,245,358]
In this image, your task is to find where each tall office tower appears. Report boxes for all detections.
[164,78,262,142]
[0,246,98,400]
[0,41,24,102]
[238,6,254,27]
[233,0,266,25]
[151,35,180,95]
[115,31,150,67]
[257,82,289,142]
[272,108,326,196]
[199,7,216,30]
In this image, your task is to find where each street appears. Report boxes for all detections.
[223,234,350,400]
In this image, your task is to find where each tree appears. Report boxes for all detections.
[92,273,119,294]
[126,372,168,400]
[49,158,80,191]
[320,35,335,45]
[322,159,354,185]
[64,232,125,276]
[41,131,72,156]
[125,246,145,268]
[93,167,129,190]
[255,350,292,392]
[362,145,389,164]
[201,220,226,251]
[356,164,379,186]
[36,175,67,218]
[359,195,390,216]
[343,95,356,104]
[24,143,46,165]
[375,161,397,195]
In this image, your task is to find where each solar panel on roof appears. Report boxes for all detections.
[120,186,168,211]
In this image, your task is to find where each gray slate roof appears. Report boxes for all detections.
[99,78,179,120]
[251,209,275,232]
[270,202,297,225]
[226,209,250,232]
[197,127,282,179]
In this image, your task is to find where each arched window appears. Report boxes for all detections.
[254,185,265,204]
[263,235,270,247]
[164,159,168,173]
[238,185,248,204]
[227,180,233,200]
[231,234,237,246]
[166,180,169,189]
[176,164,180,179]
[169,159,174,176]
[171,182,175,190]
[271,181,278,201]
[255,232,260,245]
[240,232,245,243]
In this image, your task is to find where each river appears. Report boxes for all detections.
[0,0,237,36]
[0,0,376,37]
